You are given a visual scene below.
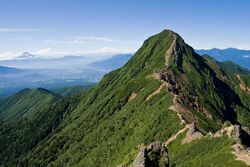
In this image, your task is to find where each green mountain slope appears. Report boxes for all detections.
[203,55,250,75]
[52,85,95,96]
[18,30,183,167]
[0,88,62,165]
[203,56,250,128]
[0,88,60,122]
[240,74,250,87]
[168,129,248,167]
[0,88,86,166]
[2,30,250,166]
[218,61,250,75]
[11,30,250,167]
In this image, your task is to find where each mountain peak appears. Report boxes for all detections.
[158,29,184,41]
[120,29,194,80]
[17,52,35,59]
[3,29,250,167]
[154,29,193,71]
[125,29,245,132]
[159,29,178,35]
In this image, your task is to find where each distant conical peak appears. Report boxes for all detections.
[17,52,35,59]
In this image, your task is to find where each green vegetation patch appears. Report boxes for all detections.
[168,133,248,167]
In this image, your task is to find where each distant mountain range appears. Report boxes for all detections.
[0,52,94,69]
[0,66,19,74]
[203,55,250,75]
[0,54,132,98]
[17,52,35,59]
[196,48,250,69]
[88,54,132,71]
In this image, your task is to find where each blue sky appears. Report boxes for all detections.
[0,0,249,59]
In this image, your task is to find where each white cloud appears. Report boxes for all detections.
[0,52,21,60]
[78,47,136,56]
[0,49,57,60]
[35,48,53,56]
[35,47,135,56]
[0,28,41,32]
[43,39,86,45]
[235,44,250,50]
[0,47,136,60]
[44,36,115,45]
[75,36,114,42]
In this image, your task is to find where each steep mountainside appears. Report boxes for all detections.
[2,30,250,167]
[52,84,95,96]
[0,88,60,122]
[0,88,61,164]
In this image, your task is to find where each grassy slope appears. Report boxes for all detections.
[226,74,250,128]
[218,61,250,75]
[18,30,184,167]
[240,75,250,87]
[203,56,250,127]
[168,132,248,167]
[203,55,250,75]
[0,88,79,165]
[52,85,95,96]
[2,30,250,166]
[158,35,248,133]
[0,88,61,122]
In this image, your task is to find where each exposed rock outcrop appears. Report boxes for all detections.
[233,144,250,165]
[182,123,203,144]
[128,92,138,102]
[131,142,169,167]
[214,124,250,145]
[214,123,250,165]
[237,74,250,95]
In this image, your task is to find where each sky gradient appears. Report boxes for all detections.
[0,0,249,59]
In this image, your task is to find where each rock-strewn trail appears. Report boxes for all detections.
[165,124,189,145]
[214,124,250,165]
